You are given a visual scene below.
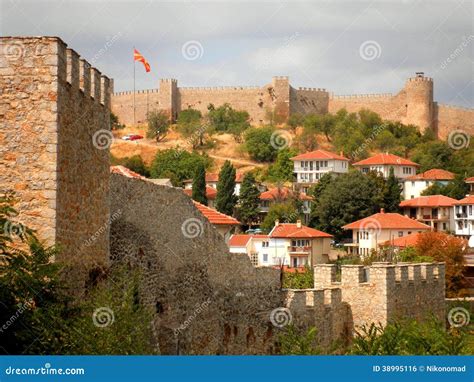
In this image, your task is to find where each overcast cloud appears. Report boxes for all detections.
[1,0,473,107]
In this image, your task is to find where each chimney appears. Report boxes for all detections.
[340,150,343,157]
[275,219,280,226]
[296,219,302,228]
[380,208,385,214]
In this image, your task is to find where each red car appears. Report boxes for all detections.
[122,134,143,141]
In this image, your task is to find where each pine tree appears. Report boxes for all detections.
[237,173,261,226]
[215,161,237,215]
[383,167,402,212]
[192,162,207,205]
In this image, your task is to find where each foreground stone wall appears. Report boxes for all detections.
[110,174,283,354]
[111,74,474,138]
[0,36,111,283]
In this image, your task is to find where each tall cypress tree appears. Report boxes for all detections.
[192,162,207,205]
[215,160,237,215]
[383,167,402,212]
[237,172,261,226]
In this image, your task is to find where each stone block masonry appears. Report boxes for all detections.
[112,74,474,139]
[0,37,112,288]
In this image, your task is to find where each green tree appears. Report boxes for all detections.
[146,110,170,142]
[383,167,402,212]
[122,155,150,177]
[311,171,383,240]
[207,103,250,141]
[261,201,300,233]
[267,147,298,182]
[411,140,453,172]
[110,112,125,130]
[192,162,207,205]
[150,148,212,187]
[215,161,238,215]
[278,325,321,355]
[236,172,261,226]
[303,113,336,142]
[176,109,208,149]
[244,126,278,162]
[422,174,469,200]
[287,113,304,132]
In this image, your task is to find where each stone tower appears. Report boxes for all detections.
[271,76,290,122]
[404,73,434,133]
[0,36,112,287]
[159,78,178,121]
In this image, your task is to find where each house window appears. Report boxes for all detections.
[262,241,269,248]
[263,254,268,262]
[398,231,403,237]
[442,223,447,230]
[250,253,258,266]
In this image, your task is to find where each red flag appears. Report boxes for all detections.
[134,48,151,72]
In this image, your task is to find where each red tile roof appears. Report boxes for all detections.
[183,186,217,199]
[228,234,268,247]
[291,149,348,161]
[455,195,474,205]
[465,177,474,183]
[406,168,455,181]
[400,195,458,208]
[382,232,423,248]
[193,201,240,226]
[269,223,332,238]
[110,165,146,179]
[342,211,431,230]
[259,187,313,201]
[352,153,419,167]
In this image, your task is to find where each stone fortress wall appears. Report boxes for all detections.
[1,37,448,354]
[0,36,112,285]
[112,74,474,139]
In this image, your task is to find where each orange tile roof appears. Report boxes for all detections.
[455,195,474,205]
[291,149,348,161]
[228,234,268,247]
[353,153,419,167]
[465,177,474,183]
[110,165,146,179]
[269,223,332,238]
[400,195,458,208]
[406,168,455,181]
[193,201,240,226]
[259,187,313,201]
[342,211,431,230]
[183,186,217,199]
[382,232,423,248]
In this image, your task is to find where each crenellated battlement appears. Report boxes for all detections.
[297,87,327,92]
[438,103,474,111]
[407,76,433,83]
[330,93,393,100]
[179,86,262,91]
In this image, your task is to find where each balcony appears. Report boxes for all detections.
[288,246,311,254]
[456,213,468,219]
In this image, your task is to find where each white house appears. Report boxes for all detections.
[466,177,474,195]
[290,150,349,193]
[454,195,474,243]
[399,195,457,232]
[342,209,431,257]
[228,220,332,268]
[183,172,246,196]
[403,168,455,199]
[352,153,419,180]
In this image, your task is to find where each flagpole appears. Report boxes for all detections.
[133,46,136,126]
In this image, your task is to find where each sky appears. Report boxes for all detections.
[2,0,473,107]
